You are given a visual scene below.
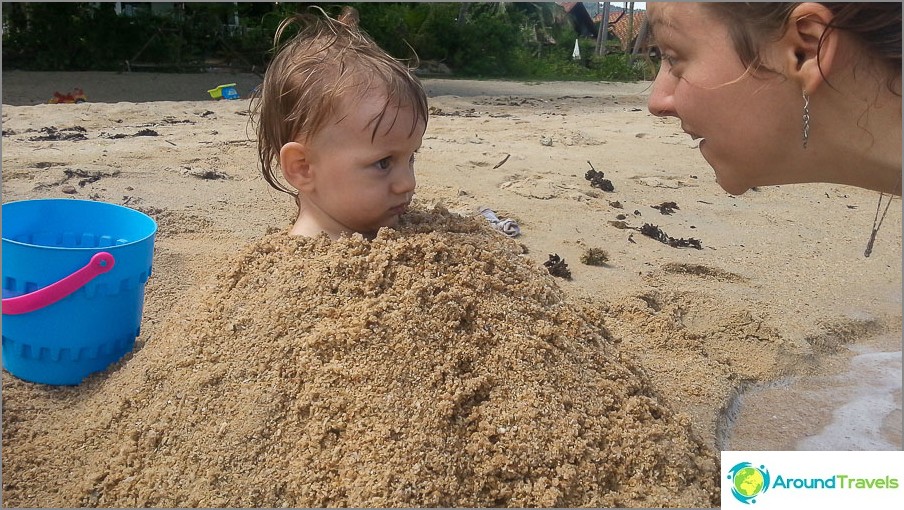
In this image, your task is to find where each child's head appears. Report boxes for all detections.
[252,6,428,238]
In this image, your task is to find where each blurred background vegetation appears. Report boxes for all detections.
[1,2,656,81]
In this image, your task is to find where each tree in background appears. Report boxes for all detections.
[1,2,648,81]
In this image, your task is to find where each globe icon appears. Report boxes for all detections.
[733,466,765,497]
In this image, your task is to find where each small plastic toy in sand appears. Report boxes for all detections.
[207,83,240,100]
[48,88,87,104]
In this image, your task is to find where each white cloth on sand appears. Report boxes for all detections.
[478,207,521,237]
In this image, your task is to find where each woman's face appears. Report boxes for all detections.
[647,3,803,195]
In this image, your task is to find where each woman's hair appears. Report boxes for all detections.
[250,6,428,198]
[701,2,901,94]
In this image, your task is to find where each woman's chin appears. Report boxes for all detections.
[704,150,752,196]
[714,174,752,196]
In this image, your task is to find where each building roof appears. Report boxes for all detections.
[595,9,648,50]
[559,2,581,13]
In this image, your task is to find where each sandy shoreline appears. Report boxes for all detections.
[1,69,653,105]
[2,71,901,506]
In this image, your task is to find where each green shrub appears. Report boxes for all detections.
[2,1,650,82]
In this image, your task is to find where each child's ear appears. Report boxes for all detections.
[783,2,839,94]
[279,141,315,193]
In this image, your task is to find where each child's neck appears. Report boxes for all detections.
[290,211,376,240]
[289,217,333,238]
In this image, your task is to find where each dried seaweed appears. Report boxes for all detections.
[584,161,614,192]
[28,126,88,142]
[639,223,702,249]
[544,253,572,279]
[580,248,609,266]
[652,201,680,215]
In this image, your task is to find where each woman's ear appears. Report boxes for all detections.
[783,2,839,94]
[279,141,315,193]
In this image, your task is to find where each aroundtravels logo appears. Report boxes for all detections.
[722,452,904,508]
[724,458,900,506]
[726,462,770,504]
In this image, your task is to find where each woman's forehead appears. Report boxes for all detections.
[648,3,711,42]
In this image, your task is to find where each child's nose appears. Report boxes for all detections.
[393,164,416,195]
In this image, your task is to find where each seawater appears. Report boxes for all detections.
[795,347,902,450]
[722,334,902,451]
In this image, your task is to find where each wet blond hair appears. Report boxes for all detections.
[250,6,428,198]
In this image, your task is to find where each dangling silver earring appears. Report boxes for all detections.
[801,91,810,149]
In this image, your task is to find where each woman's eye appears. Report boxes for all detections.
[660,54,682,77]
[409,153,416,165]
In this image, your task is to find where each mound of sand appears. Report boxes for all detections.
[1,207,718,507]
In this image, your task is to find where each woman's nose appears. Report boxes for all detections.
[647,67,677,117]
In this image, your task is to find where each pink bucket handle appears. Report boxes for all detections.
[2,252,115,315]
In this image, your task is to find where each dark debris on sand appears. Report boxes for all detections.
[640,224,703,250]
[652,201,680,215]
[544,254,573,279]
[584,161,614,192]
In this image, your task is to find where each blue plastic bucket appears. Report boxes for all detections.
[2,199,157,385]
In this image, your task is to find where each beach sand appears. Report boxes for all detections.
[1,71,901,506]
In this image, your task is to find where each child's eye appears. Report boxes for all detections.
[376,157,392,171]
